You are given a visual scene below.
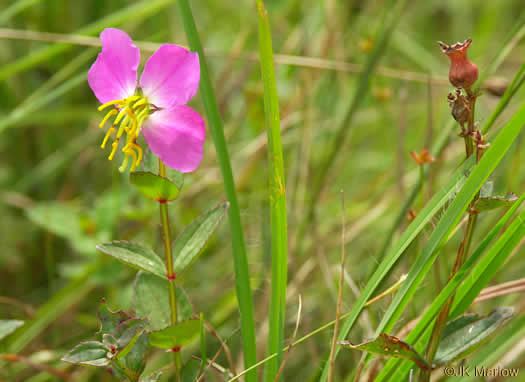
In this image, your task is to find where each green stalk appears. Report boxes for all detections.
[176,2,257,381]
[256,2,288,381]
[158,160,181,379]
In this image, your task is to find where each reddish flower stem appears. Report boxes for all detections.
[158,159,181,381]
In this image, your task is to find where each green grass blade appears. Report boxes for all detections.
[256,2,288,381]
[375,193,525,381]
[176,2,257,381]
[0,0,175,82]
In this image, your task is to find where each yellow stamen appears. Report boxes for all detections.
[109,140,119,160]
[98,99,126,111]
[125,147,138,172]
[119,153,130,173]
[96,94,151,171]
[99,109,118,129]
[101,127,115,149]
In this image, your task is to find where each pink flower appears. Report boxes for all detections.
[88,28,205,173]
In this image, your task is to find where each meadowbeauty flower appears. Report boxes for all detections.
[438,39,478,90]
[88,28,205,172]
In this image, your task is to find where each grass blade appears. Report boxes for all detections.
[176,2,257,381]
[255,2,288,381]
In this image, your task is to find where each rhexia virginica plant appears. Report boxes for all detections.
[62,29,228,382]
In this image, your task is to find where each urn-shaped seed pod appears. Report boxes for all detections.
[439,39,479,90]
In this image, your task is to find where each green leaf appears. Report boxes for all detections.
[434,308,513,366]
[26,202,98,255]
[140,371,163,382]
[474,193,518,212]
[149,320,200,349]
[61,341,109,367]
[479,181,494,198]
[97,299,131,342]
[172,202,229,273]
[0,320,24,341]
[256,3,289,381]
[96,241,166,279]
[114,319,148,360]
[118,329,149,379]
[130,172,180,202]
[139,147,184,190]
[340,333,430,370]
[134,272,193,331]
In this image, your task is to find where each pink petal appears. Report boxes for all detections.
[88,28,140,104]
[139,44,200,108]
[142,105,205,173]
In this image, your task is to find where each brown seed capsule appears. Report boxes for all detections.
[439,39,479,90]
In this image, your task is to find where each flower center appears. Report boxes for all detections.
[97,94,153,172]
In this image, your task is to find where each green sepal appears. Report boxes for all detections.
[130,171,180,202]
[139,147,184,190]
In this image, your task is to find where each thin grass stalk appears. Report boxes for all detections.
[176,2,257,381]
[255,2,288,381]
[327,191,346,382]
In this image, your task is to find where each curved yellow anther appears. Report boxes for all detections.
[119,153,130,173]
[99,109,118,129]
[132,98,148,108]
[101,127,115,149]
[109,140,119,160]
[98,98,126,111]
[126,148,138,172]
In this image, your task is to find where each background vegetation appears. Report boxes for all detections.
[1,0,524,380]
